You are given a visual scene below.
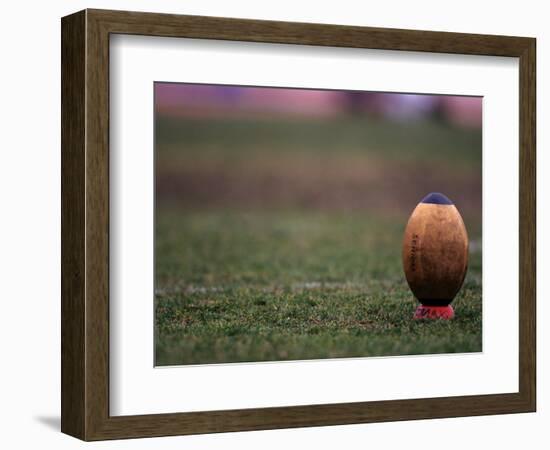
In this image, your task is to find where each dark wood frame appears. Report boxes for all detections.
[61,8,536,441]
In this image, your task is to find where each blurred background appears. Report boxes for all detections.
[154,83,482,365]
[155,83,481,217]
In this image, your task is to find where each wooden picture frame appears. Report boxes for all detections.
[61,9,536,441]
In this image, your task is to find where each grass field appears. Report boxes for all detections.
[154,116,482,366]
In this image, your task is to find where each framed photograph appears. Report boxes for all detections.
[61,9,536,440]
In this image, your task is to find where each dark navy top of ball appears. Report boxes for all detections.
[421,192,453,205]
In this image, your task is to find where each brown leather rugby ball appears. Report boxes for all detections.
[402,193,469,306]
